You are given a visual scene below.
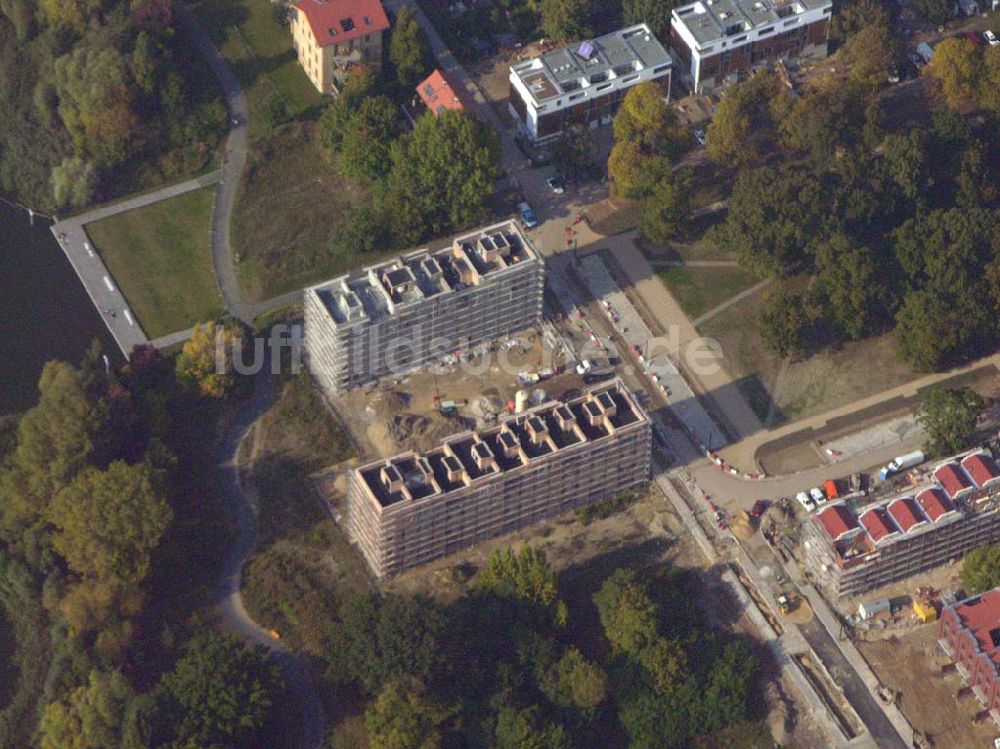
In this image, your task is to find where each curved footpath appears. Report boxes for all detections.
[175,4,253,323]
[215,368,325,748]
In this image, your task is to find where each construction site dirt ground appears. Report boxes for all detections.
[327,328,585,462]
[857,625,1000,749]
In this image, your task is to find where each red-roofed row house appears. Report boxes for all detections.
[940,587,1000,721]
[291,0,390,94]
[802,449,1000,597]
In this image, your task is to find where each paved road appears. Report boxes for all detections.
[176,3,253,323]
[50,171,223,355]
[215,365,325,749]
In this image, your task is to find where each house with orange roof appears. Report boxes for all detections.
[291,0,389,94]
[416,69,470,117]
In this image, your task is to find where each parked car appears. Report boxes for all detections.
[795,491,816,512]
[909,52,925,71]
[518,201,539,229]
[985,30,999,47]
[693,129,707,147]
[887,67,900,83]
[750,499,769,518]
[547,175,565,194]
[809,486,826,505]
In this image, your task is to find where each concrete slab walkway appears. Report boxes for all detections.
[51,171,222,355]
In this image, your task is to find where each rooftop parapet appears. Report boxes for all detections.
[355,379,647,509]
[308,220,542,327]
[671,0,831,49]
[510,24,671,106]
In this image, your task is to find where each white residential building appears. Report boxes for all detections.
[508,24,673,144]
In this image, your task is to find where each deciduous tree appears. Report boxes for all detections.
[621,0,675,35]
[814,234,891,340]
[592,568,658,656]
[759,282,811,358]
[175,321,243,399]
[638,172,690,243]
[0,361,102,545]
[494,705,569,749]
[365,679,444,749]
[381,111,499,246]
[156,634,283,749]
[48,460,172,592]
[539,0,592,40]
[339,95,400,182]
[918,386,983,456]
[389,6,432,89]
[925,38,980,108]
[960,544,1000,595]
[40,669,135,749]
[539,647,608,714]
[706,72,785,165]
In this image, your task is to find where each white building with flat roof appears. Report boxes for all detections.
[669,0,831,93]
[508,24,672,144]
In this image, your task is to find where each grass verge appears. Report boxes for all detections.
[191,0,323,132]
[85,187,224,338]
[656,265,758,321]
[698,287,918,425]
[233,124,386,301]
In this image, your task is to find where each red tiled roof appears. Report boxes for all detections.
[817,505,859,541]
[955,589,1000,656]
[887,497,926,533]
[916,486,954,522]
[293,0,389,47]
[962,453,1000,488]
[417,69,467,115]
[859,507,898,544]
[935,462,974,498]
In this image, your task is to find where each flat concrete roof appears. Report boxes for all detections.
[672,0,830,47]
[511,24,670,104]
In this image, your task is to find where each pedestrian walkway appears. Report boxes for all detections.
[577,253,727,451]
[691,278,770,327]
[51,171,222,355]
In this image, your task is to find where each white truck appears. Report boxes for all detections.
[878,450,925,481]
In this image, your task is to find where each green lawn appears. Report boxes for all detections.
[191,0,322,130]
[656,265,759,320]
[86,188,224,338]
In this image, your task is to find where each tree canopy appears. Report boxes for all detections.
[365,679,444,749]
[538,0,592,40]
[918,386,983,457]
[155,634,283,749]
[960,544,1000,595]
[388,6,432,89]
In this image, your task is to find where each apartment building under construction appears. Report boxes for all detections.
[304,220,545,398]
[346,380,652,577]
[802,450,1000,597]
